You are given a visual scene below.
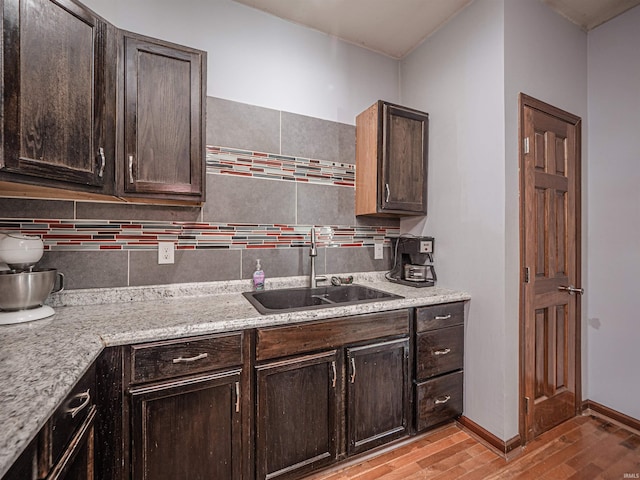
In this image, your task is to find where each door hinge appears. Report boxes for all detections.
[524,267,530,283]
[525,396,530,414]
[523,137,530,154]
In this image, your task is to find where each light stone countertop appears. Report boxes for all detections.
[0,273,470,478]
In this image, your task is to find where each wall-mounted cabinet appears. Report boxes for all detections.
[0,0,116,194]
[118,32,206,202]
[355,101,429,217]
[0,0,206,204]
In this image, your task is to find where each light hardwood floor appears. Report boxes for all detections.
[305,415,640,479]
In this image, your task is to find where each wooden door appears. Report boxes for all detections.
[1,0,108,188]
[129,370,242,480]
[381,102,428,214]
[346,338,409,455]
[255,350,340,480]
[520,94,582,443]
[122,33,205,200]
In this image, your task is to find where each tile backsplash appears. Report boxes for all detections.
[0,97,399,290]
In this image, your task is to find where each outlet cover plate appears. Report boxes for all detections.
[374,243,384,260]
[158,242,175,264]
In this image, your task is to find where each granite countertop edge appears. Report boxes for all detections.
[0,276,470,478]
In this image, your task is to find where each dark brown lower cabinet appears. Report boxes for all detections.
[129,370,242,480]
[255,351,340,480]
[347,338,409,455]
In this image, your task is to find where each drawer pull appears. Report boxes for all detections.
[235,381,240,413]
[435,314,452,320]
[172,353,208,364]
[435,395,451,405]
[434,348,451,356]
[331,361,337,388]
[65,389,91,418]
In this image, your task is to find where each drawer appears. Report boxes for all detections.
[416,325,464,379]
[415,371,463,432]
[416,302,464,332]
[130,332,243,385]
[47,363,96,470]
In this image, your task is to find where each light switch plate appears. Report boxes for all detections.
[374,243,384,260]
[158,242,174,264]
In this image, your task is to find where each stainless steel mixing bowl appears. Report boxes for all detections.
[0,268,64,311]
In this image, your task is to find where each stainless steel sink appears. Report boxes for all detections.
[243,284,403,314]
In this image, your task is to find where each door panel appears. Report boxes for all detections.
[520,94,581,442]
[2,0,107,187]
[346,338,409,455]
[255,351,340,480]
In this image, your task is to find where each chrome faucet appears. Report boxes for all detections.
[309,227,327,288]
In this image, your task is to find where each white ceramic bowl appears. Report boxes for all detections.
[0,233,45,270]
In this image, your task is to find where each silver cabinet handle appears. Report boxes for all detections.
[98,147,106,178]
[65,389,91,419]
[558,285,584,295]
[331,361,337,388]
[128,154,135,183]
[435,314,452,320]
[172,353,208,364]
[434,348,451,356]
[350,357,356,384]
[235,381,240,413]
[385,183,390,203]
[435,395,451,405]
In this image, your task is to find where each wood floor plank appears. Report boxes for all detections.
[301,415,640,480]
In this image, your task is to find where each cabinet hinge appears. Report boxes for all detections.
[523,137,530,154]
[525,396,530,414]
[524,267,530,284]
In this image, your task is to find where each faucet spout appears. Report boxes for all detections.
[309,227,326,288]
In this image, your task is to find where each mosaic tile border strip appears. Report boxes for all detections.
[0,220,399,251]
[206,146,355,186]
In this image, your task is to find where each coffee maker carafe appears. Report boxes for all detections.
[386,236,437,287]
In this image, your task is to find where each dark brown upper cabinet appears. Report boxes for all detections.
[0,0,115,193]
[118,31,206,203]
[355,101,428,217]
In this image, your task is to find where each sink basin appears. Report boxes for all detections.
[243,284,403,315]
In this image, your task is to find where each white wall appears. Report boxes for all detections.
[81,0,399,124]
[587,6,640,420]
[400,0,510,439]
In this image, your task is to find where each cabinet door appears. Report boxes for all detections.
[46,406,96,480]
[130,370,242,480]
[122,33,205,200]
[380,103,428,214]
[256,351,340,480]
[347,338,409,455]
[1,0,108,189]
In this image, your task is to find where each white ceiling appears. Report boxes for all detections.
[233,0,640,58]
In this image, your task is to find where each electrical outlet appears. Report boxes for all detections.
[374,243,384,260]
[158,242,174,264]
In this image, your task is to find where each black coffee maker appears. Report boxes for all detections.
[386,236,437,287]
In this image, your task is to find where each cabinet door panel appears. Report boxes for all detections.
[256,351,340,480]
[2,0,106,187]
[123,35,204,198]
[130,370,242,480]
[381,103,428,214]
[347,338,409,455]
